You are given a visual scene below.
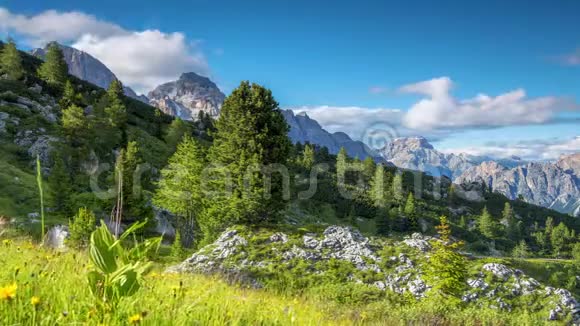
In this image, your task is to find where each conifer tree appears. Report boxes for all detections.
[336,147,348,180]
[0,39,23,80]
[206,81,291,232]
[165,117,193,151]
[302,144,315,169]
[62,104,87,141]
[154,136,205,246]
[59,80,77,110]
[105,79,127,127]
[48,153,72,216]
[425,216,467,300]
[404,192,417,229]
[503,202,521,241]
[479,206,496,238]
[551,222,571,258]
[38,43,68,86]
[362,156,375,185]
[512,240,531,258]
[392,172,404,202]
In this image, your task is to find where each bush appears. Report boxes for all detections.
[68,207,96,248]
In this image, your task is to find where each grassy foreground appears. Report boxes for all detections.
[0,237,563,325]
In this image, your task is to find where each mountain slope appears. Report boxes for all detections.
[30,43,148,102]
[456,154,580,216]
[282,110,378,159]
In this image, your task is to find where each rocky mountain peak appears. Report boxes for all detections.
[147,72,225,120]
[390,136,434,150]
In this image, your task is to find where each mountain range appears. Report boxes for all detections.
[33,43,579,216]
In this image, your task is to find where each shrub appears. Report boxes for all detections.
[68,207,96,248]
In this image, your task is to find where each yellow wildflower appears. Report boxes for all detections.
[31,296,41,306]
[2,239,11,246]
[128,314,142,324]
[0,283,17,301]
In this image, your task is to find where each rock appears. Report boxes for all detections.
[28,135,58,166]
[29,84,42,94]
[408,277,429,298]
[27,212,40,219]
[44,225,69,249]
[467,278,489,290]
[482,263,513,280]
[269,232,289,243]
[303,234,319,249]
[153,207,176,238]
[402,233,432,252]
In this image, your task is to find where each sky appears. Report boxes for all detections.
[0,0,579,160]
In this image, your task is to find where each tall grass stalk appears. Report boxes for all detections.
[36,155,45,239]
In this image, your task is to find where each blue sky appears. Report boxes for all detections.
[1,0,579,160]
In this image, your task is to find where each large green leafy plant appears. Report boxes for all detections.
[87,221,161,309]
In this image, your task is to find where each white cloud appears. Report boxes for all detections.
[0,7,209,94]
[400,77,578,131]
[441,136,580,161]
[557,48,580,66]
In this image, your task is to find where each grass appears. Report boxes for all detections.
[0,236,569,325]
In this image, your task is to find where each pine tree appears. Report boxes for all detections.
[62,104,87,140]
[48,153,72,216]
[425,216,467,300]
[105,79,127,127]
[479,206,496,238]
[459,215,467,229]
[375,208,390,236]
[206,81,291,233]
[551,222,571,258]
[122,141,145,219]
[392,172,404,202]
[0,39,23,80]
[37,43,68,86]
[362,156,375,185]
[512,240,531,258]
[153,136,205,247]
[165,118,193,151]
[404,192,417,230]
[368,165,385,206]
[59,80,76,109]
[503,202,521,241]
[302,144,315,169]
[336,147,348,181]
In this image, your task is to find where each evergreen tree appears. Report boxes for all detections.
[375,208,390,236]
[479,206,496,238]
[164,118,193,150]
[459,215,467,229]
[362,156,375,185]
[206,81,291,232]
[336,147,348,181]
[48,153,72,216]
[153,136,205,247]
[404,192,417,229]
[37,43,68,86]
[503,202,521,241]
[392,172,404,202]
[61,104,87,140]
[368,165,385,207]
[512,240,531,258]
[122,141,146,219]
[105,79,127,127]
[0,39,23,80]
[301,144,315,169]
[425,216,467,300]
[551,222,571,258]
[59,80,77,110]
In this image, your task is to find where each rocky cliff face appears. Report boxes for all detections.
[30,43,147,103]
[147,72,225,120]
[282,110,379,160]
[456,154,580,216]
